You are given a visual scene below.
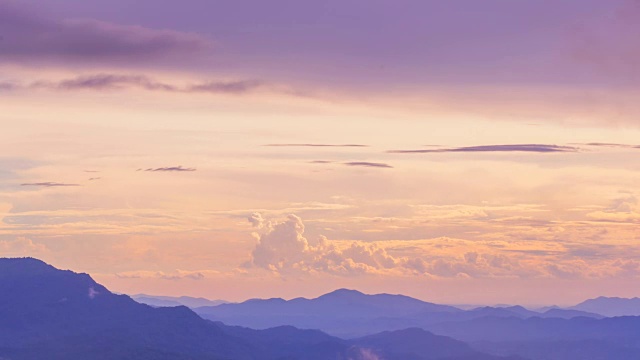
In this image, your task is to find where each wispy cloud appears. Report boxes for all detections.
[187,80,263,94]
[574,142,640,149]
[265,144,369,147]
[344,162,393,168]
[28,74,262,95]
[0,1,210,64]
[0,82,15,91]
[36,74,176,91]
[20,182,80,187]
[309,160,334,164]
[115,270,206,280]
[142,166,196,172]
[389,144,579,154]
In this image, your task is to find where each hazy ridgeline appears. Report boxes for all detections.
[2,258,640,360]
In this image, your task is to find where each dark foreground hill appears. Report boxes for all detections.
[0,258,521,360]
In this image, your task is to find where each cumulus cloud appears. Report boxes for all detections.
[0,237,48,257]
[245,214,541,278]
[389,144,579,154]
[247,214,399,275]
[0,1,210,64]
[248,212,266,228]
[587,195,640,222]
[404,251,533,278]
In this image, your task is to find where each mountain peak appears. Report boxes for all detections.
[0,257,58,278]
[323,288,365,297]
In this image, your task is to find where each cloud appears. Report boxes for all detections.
[28,74,262,94]
[35,74,177,91]
[20,182,80,187]
[587,195,640,222]
[88,287,100,299]
[408,252,527,278]
[0,237,48,257]
[344,162,393,168]
[575,142,640,149]
[389,144,579,154]
[143,166,196,172]
[264,144,369,147]
[309,160,334,164]
[244,214,640,279]
[248,212,265,228]
[115,270,206,280]
[247,214,400,275]
[245,214,537,278]
[0,82,16,91]
[187,80,263,94]
[0,1,210,64]
[571,0,640,81]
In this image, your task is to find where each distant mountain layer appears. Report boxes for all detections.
[0,257,520,360]
[131,294,227,308]
[569,296,640,317]
[194,290,602,338]
[427,315,640,360]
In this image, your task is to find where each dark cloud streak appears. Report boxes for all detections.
[21,182,80,187]
[0,1,210,64]
[389,144,579,154]
[28,74,262,95]
[344,162,393,168]
[143,166,196,172]
[574,142,640,149]
[265,144,368,148]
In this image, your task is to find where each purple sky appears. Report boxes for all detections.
[2,0,640,305]
[4,0,637,87]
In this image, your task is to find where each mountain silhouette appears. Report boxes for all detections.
[427,315,640,360]
[0,258,521,360]
[195,289,602,338]
[569,296,640,317]
[131,294,228,308]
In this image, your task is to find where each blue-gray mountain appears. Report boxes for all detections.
[568,296,640,317]
[131,294,228,308]
[194,290,601,338]
[0,258,521,360]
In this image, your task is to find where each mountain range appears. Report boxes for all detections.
[131,294,227,308]
[193,289,602,338]
[5,257,640,360]
[568,296,640,317]
[0,257,522,360]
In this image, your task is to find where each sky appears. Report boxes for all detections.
[1,0,640,306]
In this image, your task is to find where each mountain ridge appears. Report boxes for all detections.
[0,257,523,360]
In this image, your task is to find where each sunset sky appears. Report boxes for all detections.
[1,0,640,306]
